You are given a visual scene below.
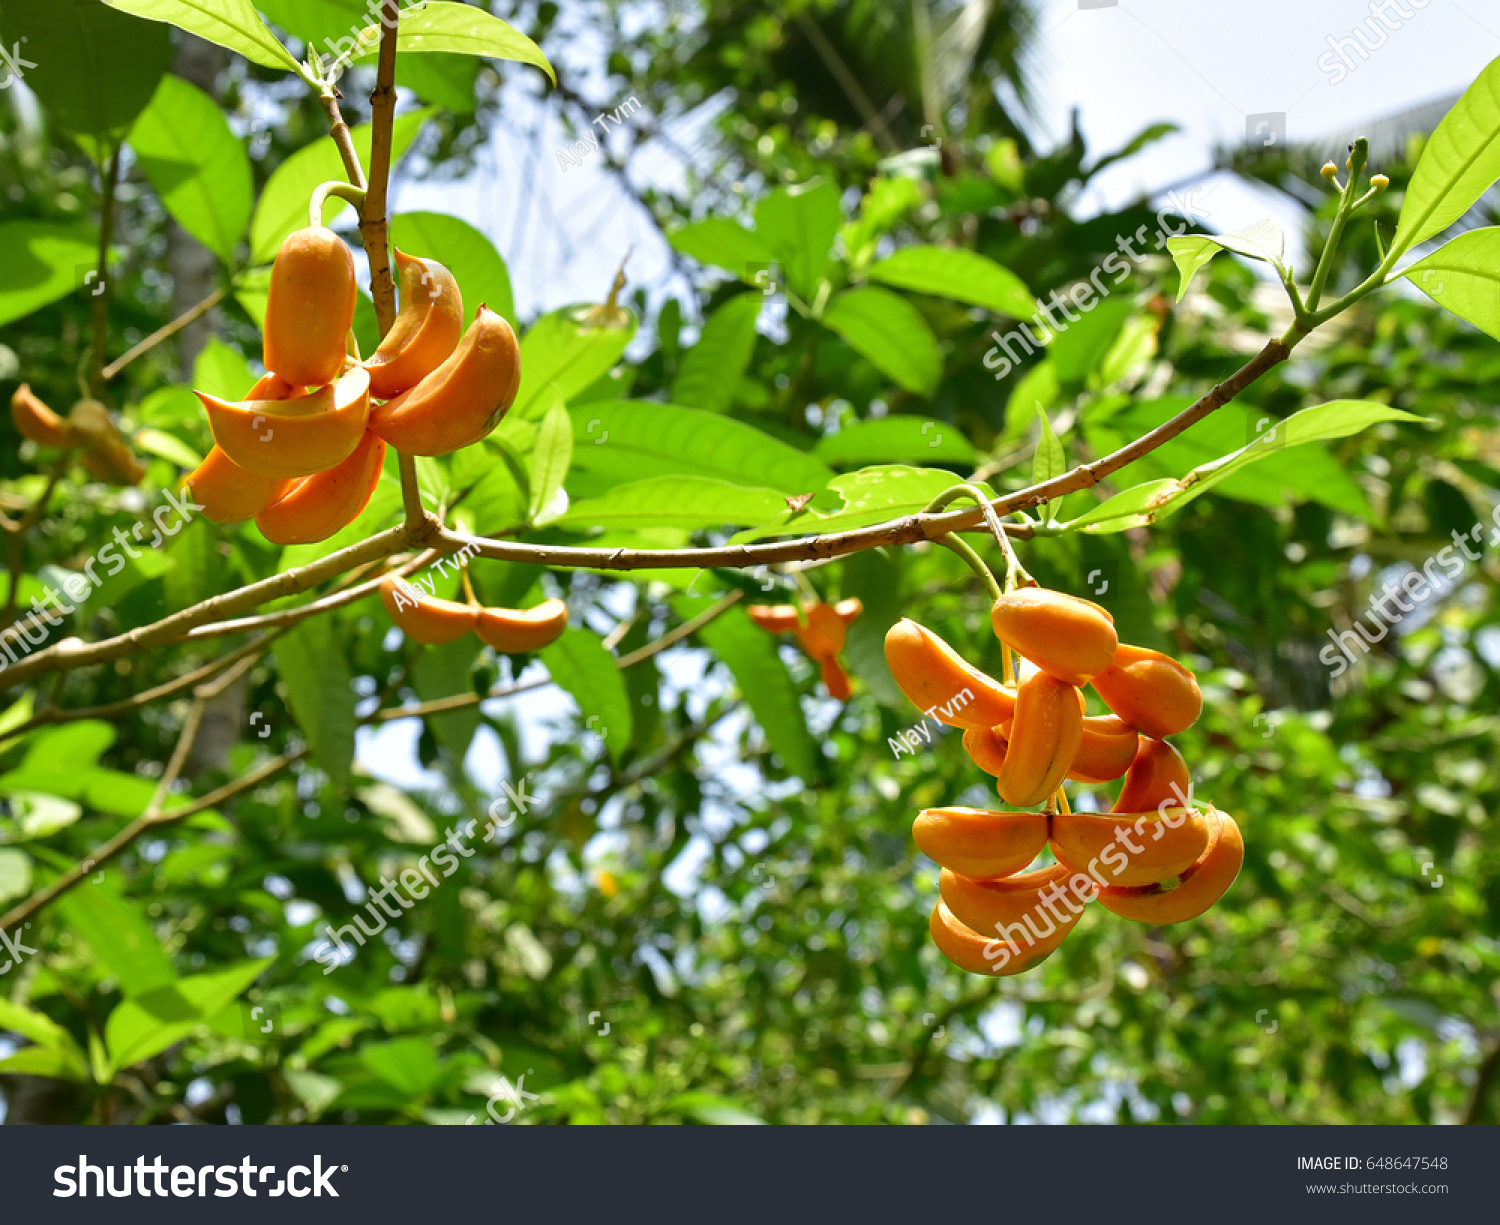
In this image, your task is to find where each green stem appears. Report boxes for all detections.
[1305,138,1368,313]
[309,180,368,229]
[937,534,1001,602]
[925,482,1031,590]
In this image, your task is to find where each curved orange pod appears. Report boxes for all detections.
[1113,737,1192,813]
[200,366,370,479]
[912,807,1047,880]
[746,604,801,634]
[363,249,464,398]
[990,587,1118,686]
[1090,643,1203,738]
[476,597,570,653]
[378,573,479,645]
[1097,806,1243,923]
[794,602,849,658]
[938,863,1092,951]
[185,447,297,524]
[961,723,1009,777]
[995,671,1084,808]
[929,900,1069,976]
[369,305,520,456]
[10,384,76,447]
[264,225,358,388]
[883,618,1016,730]
[254,429,386,545]
[1049,805,1213,888]
[68,399,145,485]
[818,656,852,700]
[1067,715,1139,784]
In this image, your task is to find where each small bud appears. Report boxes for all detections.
[1370,173,1390,191]
[1321,162,1338,180]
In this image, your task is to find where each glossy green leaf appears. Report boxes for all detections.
[754,179,842,298]
[390,211,515,327]
[1394,54,1500,255]
[1400,227,1500,340]
[55,883,177,997]
[250,107,433,263]
[735,465,982,543]
[512,307,637,418]
[1069,479,1181,533]
[671,293,761,413]
[102,0,301,74]
[372,1,553,84]
[274,616,356,790]
[558,476,787,532]
[1168,219,1289,300]
[0,222,98,329]
[540,629,632,762]
[1033,406,1066,488]
[866,245,1034,318]
[191,336,257,400]
[128,75,252,261]
[528,403,574,524]
[668,219,775,278]
[105,957,274,1074]
[815,416,976,467]
[410,638,482,761]
[21,1,173,144]
[0,848,32,905]
[822,287,942,396]
[566,401,831,499]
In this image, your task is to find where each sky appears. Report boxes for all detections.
[359,0,1500,794]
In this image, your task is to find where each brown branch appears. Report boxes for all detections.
[617,589,742,667]
[317,94,368,191]
[361,0,401,333]
[101,287,226,382]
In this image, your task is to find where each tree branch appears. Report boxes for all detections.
[361,0,401,333]
[101,287,226,382]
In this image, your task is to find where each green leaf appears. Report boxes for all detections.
[55,883,177,997]
[1167,219,1289,300]
[866,246,1034,318]
[389,49,478,113]
[3,791,83,840]
[671,293,761,413]
[822,287,942,396]
[558,476,787,532]
[566,401,832,499]
[1069,479,1181,534]
[249,107,433,263]
[815,416,977,467]
[1049,296,1135,386]
[1005,359,1060,439]
[133,428,203,470]
[360,1037,442,1096]
[540,629,632,762]
[191,335,257,401]
[512,306,637,418]
[0,221,98,328]
[274,616,357,790]
[529,403,574,524]
[410,638,482,761]
[0,848,31,904]
[0,1046,91,1081]
[664,1091,765,1125]
[0,999,90,1081]
[104,957,274,1075]
[390,211,515,327]
[668,219,775,278]
[1400,227,1500,340]
[684,603,816,779]
[753,179,842,299]
[371,1,554,84]
[1032,407,1066,488]
[1394,54,1500,255]
[102,0,301,74]
[1094,314,1159,389]
[735,466,981,543]
[19,0,173,144]
[127,76,252,262]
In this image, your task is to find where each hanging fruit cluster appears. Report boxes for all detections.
[748,597,863,699]
[10,384,147,485]
[378,573,568,654]
[885,586,1242,977]
[185,226,519,546]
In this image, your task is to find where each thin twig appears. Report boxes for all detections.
[101,287,226,381]
[361,0,401,332]
[89,145,122,397]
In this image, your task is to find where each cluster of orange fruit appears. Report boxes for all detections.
[10,385,146,485]
[378,572,568,654]
[884,587,1243,976]
[185,226,519,546]
[747,597,863,699]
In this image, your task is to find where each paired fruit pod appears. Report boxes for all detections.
[990,587,1118,687]
[1049,805,1214,889]
[929,900,1068,976]
[200,366,371,479]
[1096,805,1243,923]
[912,807,1048,880]
[995,670,1084,808]
[1090,643,1202,739]
[11,384,76,447]
[254,429,386,545]
[363,249,464,398]
[476,597,569,653]
[883,618,1016,730]
[69,399,146,485]
[1067,715,1139,784]
[264,225,358,388]
[379,573,479,645]
[369,305,520,456]
[1113,737,1192,813]
[961,723,1010,777]
[938,862,1091,951]
[185,447,297,524]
